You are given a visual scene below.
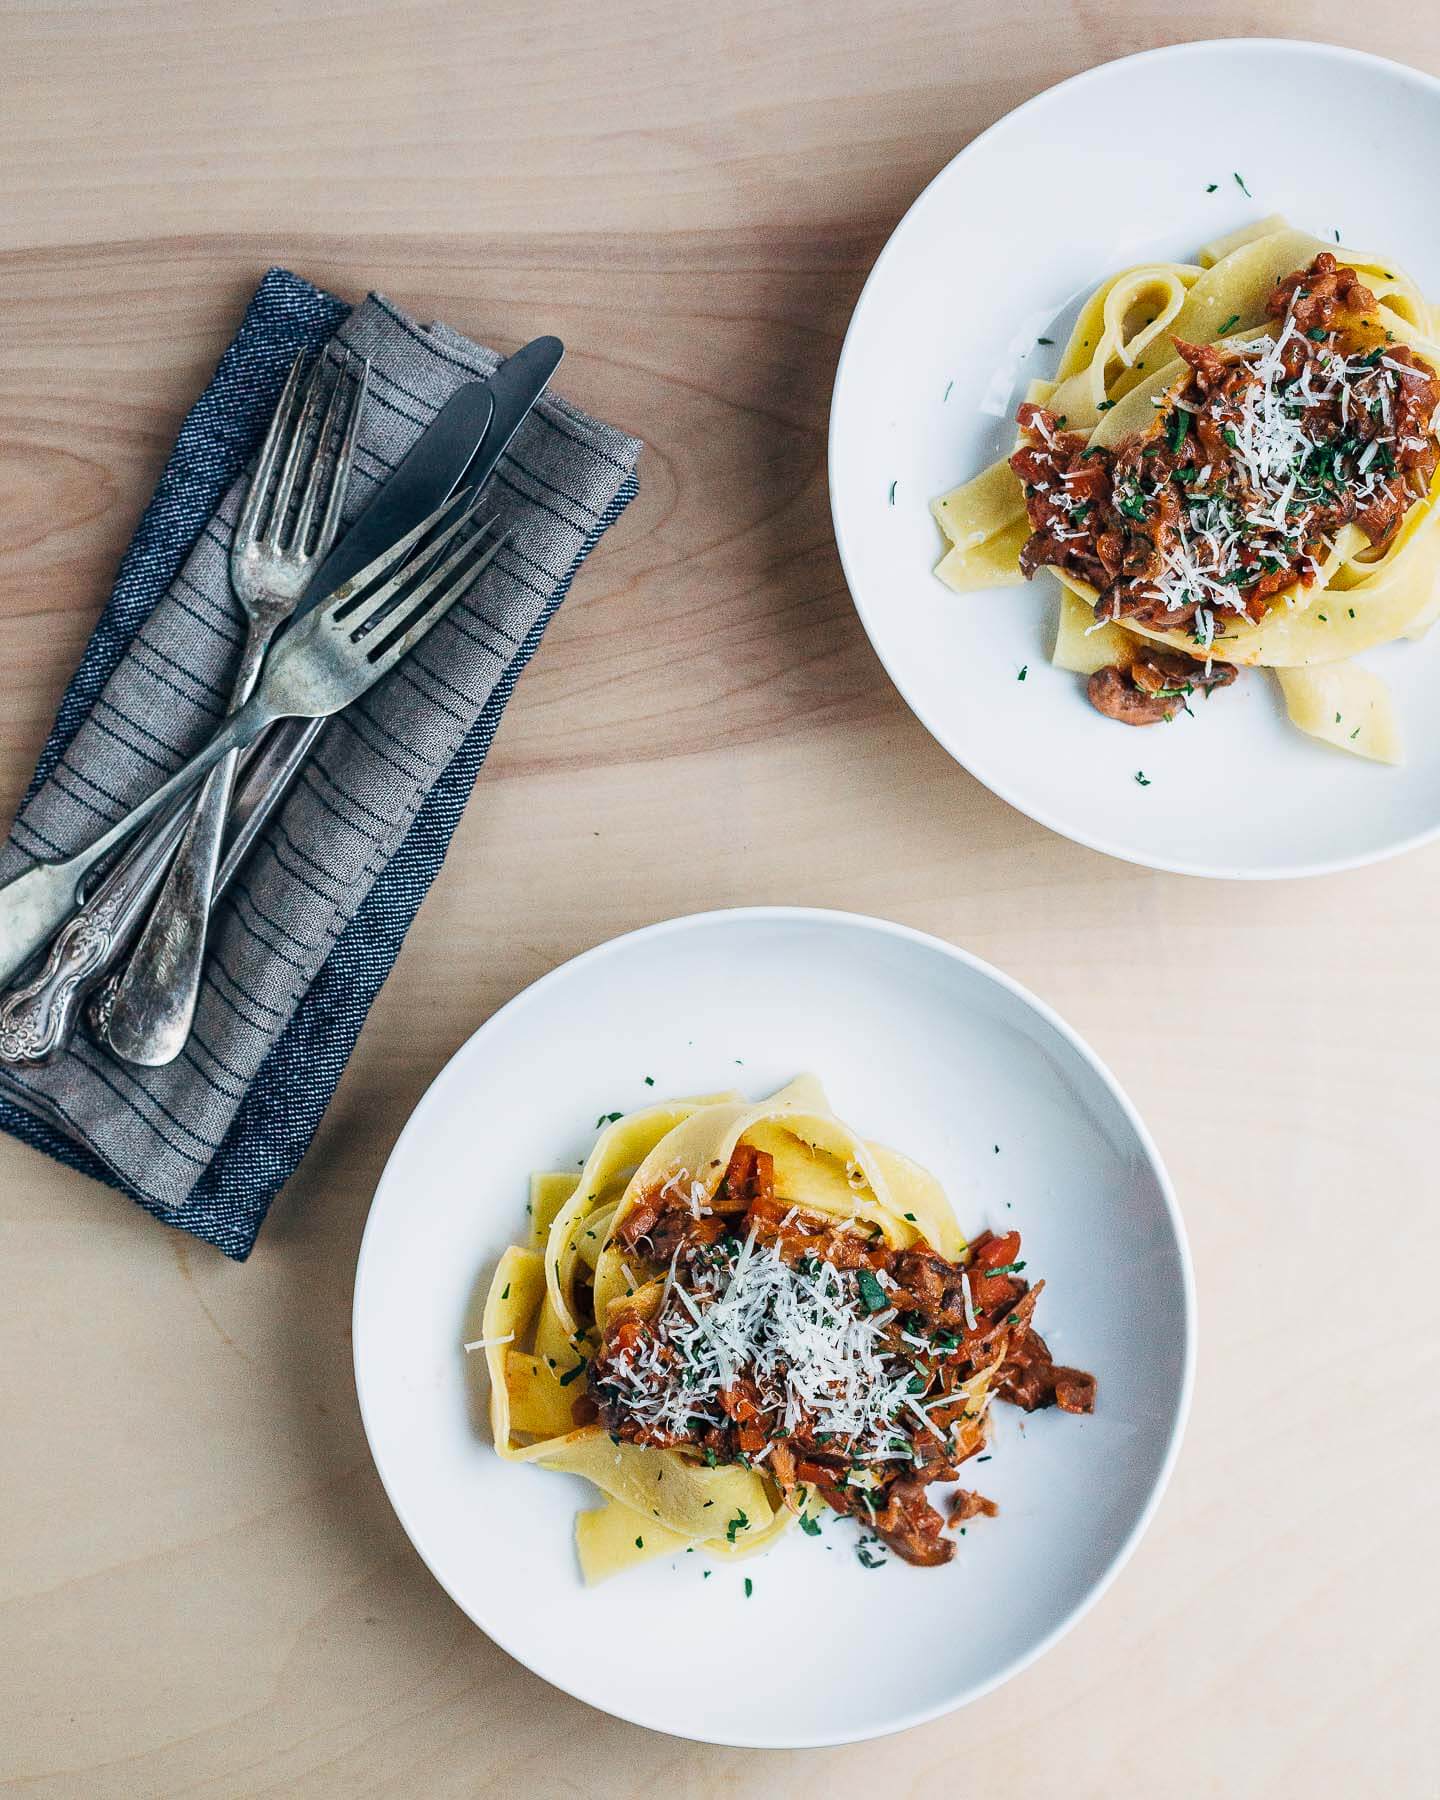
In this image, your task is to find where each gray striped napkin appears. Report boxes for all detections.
[0,285,640,1243]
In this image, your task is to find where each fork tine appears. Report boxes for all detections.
[316,485,475,619]
[234,351,306,550]
[364,523,509,674]
[331,487,490,632]
[288,356,347,555]
[263,356,327,550]
[311,354,369,558]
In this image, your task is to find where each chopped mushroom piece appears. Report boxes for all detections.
[1088,653,1236,726]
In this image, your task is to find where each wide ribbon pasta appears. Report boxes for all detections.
[932,220,1440,763]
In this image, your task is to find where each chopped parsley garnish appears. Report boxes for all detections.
[1096,399,1116,411]
[634,1535,644,1548]
[744,1577,753,1598]
[1233,170,1251,197]
[1216,313,1240,336]
[1166,408,1190,454]
[799,1512,822,1537]
[558,1360,588,1386]
[725,1509,750,1543]
[856,1536,888,1569]
[1037,335,1054,345]
[1134,771,1152,786]
[643,1075,655,1086]
[596,1111,623,1128]
[855,1267,887,1313]
[888,480,897,505]
[1017,664,1028,681]
[1205,182,1218,193]
[500,1283,510,1300]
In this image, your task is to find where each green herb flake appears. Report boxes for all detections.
[1233,170,1251,197]
[1096,399,1116,411]
[888,480,897,506]
[595,1111,623,1128]
[1216,314,1240,336]
[799,1512,822,1537]
[855,1268,887,1313]
[643,1075,655,1086]
[1037,335,1054,346]
[1134,771,1152,786]
[943,379,954,402]
[634,1535,644,1549]
[744,1577,754,1598]
[1205,182,1218,193]
[1017,664,1028,682]
[725,1509,750,1544]
[500,1283,510,1300]
[558,1360,588,1387]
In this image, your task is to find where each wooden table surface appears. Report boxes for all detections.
[4,3,1439,1794]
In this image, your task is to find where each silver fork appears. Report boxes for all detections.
[0,490,508,987]
[101,348,369,1066]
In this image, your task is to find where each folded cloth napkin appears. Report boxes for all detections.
[0,269,640,1258]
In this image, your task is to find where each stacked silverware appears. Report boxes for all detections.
[0,336,564,1069]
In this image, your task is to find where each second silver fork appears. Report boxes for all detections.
[101,349,369,1067]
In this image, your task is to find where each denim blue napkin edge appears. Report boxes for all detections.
[0,268,636,1260]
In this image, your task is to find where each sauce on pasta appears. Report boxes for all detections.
[588,1144,1094,1568]
[1009,255,1440,725]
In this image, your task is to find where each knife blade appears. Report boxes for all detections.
[296,333,562,611]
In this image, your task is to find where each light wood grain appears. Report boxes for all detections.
[3,2,1440,1794]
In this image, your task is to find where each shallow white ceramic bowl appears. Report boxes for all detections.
[830,40,1440,879]
[353,909,1193,1746]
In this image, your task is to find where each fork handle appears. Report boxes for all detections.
[0,693,277,988]
[101,627,273,1067]
[99,749,242,1064]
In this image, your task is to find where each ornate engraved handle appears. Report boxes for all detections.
[0,809,187,1066]
[0,719,322,1067]
[0,890,130,1063]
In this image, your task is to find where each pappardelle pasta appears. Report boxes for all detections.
[932,219,1440,762]
[475,1078,1093,1583]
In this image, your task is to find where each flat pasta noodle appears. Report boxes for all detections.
[1275,662,1403,763]
[932,219,1440,761]
[476,1078,1013,1584]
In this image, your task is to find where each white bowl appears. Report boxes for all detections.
[353,908,1193,1745]
[830,39,1440,879]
